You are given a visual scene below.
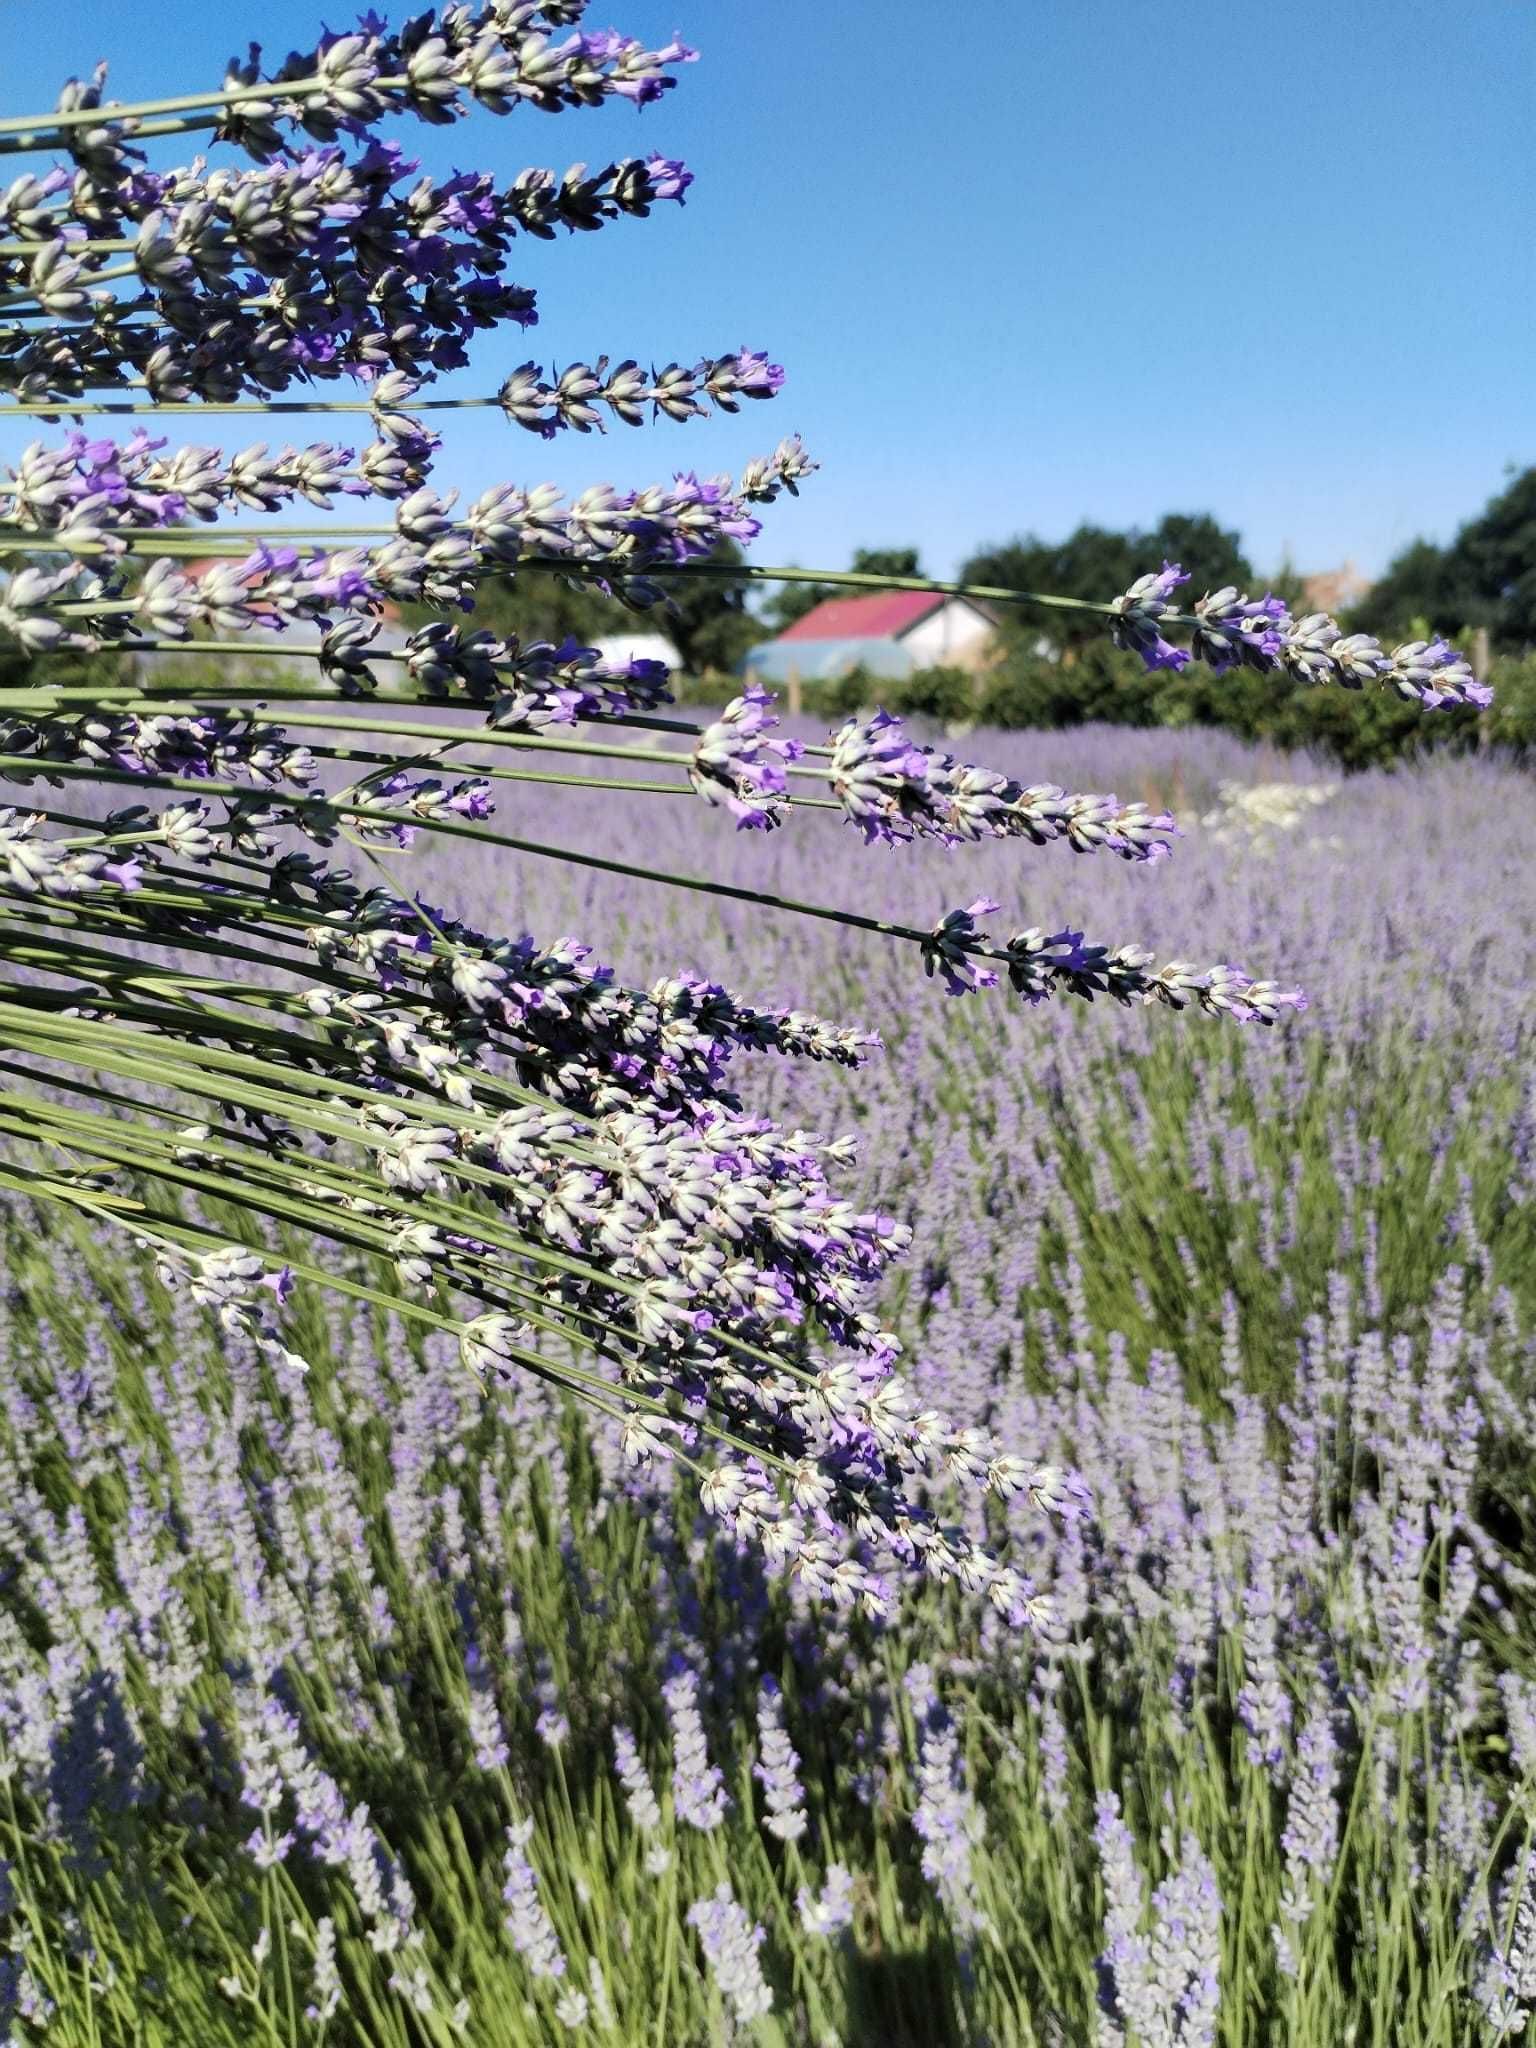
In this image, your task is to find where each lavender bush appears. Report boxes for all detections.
[0,735,1532,2044]
[0,9,1521,2045]
[0,1,1479,1592]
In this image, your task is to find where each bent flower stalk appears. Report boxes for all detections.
[0,6,1480,1626]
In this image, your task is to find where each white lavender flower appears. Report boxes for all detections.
[797,1865,855,1939]
[502,1819,568,1982]
[1478,1851,1536,2040]
[663,1666,727,1832]
[752,1681,807,1844]
[611,1725,664,1836]
[686,1884,773,2025]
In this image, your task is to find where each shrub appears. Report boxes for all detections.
[885,665,976,724]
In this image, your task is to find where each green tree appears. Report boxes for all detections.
[660,540,760,675]
[1351,539,1454,644]
[1144,513,1253,601]
[440,563,628,648]
[849,545,923,581]
[1455,466,1536,646]
[1354,466,1536,652]
[421,542,760,677]
[962,515,1252,654]
[961,525,1134,653]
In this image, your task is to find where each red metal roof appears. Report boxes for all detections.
[775,590,945,642]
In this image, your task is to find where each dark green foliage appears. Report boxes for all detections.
[968,639,1488,769]
[976,641,1169,731]
[0,639,128,694]
[0,549,130,695]
[962,514,1253,654]
[1353,465,1536,652]
[652,540,761,675]
[1352,539,1457,643]
[426,564,630,648]
[432,543,759,675]
[1484,650,1536,747]
[804,665,883,719]
[785,662,971,725]
[848,546,923,581]
[883,664,974,723]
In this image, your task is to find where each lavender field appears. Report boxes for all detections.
[4,725,1534,2046]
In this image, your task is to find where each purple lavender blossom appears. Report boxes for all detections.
[1478,1851,1536,2041]
[611,1725,664,1839]
[686,1884,773,2025]
[689,685,799,829]
[752,1679,808,1843]
[1108,562,1192,672]
[1273,1690,1341,1977]
[828,710,947,845]
[1190,587,1289,674]
[663,1664,727,1832]
[502,1819,568,1982]
[797,1865,856,1939]
[905,1668,987,1937]
[1096,1797,1221,2046]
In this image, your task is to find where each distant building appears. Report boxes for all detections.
[1301,558,1373,615]
[590,631,682,671]
[742,589,996,688]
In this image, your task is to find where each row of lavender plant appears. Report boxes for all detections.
[0,0,1480,1624]
[0,9,1518,2043]
[2,735,1532,2044]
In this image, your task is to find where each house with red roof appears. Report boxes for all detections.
[742,588,997,691]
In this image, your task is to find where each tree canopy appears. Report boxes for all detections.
[961,514,1254,652]
[455,541,761,675]
[1354,466,1536,651]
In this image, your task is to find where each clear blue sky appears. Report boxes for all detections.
[5,0,1533,582]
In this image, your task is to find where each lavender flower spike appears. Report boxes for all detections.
[1136,569,1491,712]
[906,1670,987,1937]
[1479,1851,1536,2040]
[827,709,947,845]
[687,1885,773,2025]
[798,1865,856,1939]
[1190,587,1289,674]
[502,1819,568,1983]
[1095,1796,1222,2047]
[1386,635,1494,709]
[663,1664,727,1832]
[689,684,799,829]
[611,1725,664,1837]
[1108,560,1192,671]
[1273,1690,1341,1978]
[753,1679,808,1843]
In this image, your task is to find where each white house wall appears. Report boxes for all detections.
[899,600,993,667]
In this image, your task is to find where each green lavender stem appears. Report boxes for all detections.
[0,393,515,415]
[0,69,435,140]
[0,751,950,957]
[0,525,1117,620]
